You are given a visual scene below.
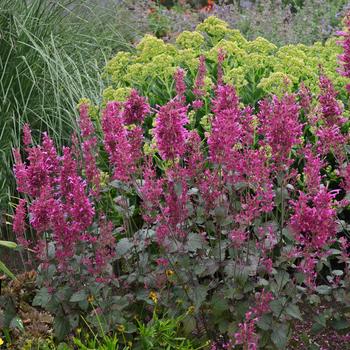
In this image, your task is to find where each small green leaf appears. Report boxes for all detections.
[332,270,344,276]
[316,285,332,295]
[10,316,24,331]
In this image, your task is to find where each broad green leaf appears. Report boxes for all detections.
[54,316,71,340]
[270,298,286,317]
[275,271,289,290]
[285,304,303,321]
[311,313,327,334]
[182,315,196,335]
[187,232,206,251]
[271,323,289,349]
[331,318,350,331]
[256,313,273,331]
[32,287,51,307]
[189,285,208,311]
[69,290,87,303]
[116,238,134,256]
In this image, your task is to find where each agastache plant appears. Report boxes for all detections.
[12,46,350,347]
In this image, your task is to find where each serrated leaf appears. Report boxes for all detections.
[256,313,273,331]
[285,304,303,321]
[69,290,87,303]
[316,285,331,295]
[116,238,134,256]
[331,318,350,331]
[270,298,286,317]
[54,316,71,340]
[32,288,51,307]
[272,323,289,349]
[187,232,205,252]
[275,271,289,290]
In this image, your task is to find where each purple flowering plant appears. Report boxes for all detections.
[8,13,350,349]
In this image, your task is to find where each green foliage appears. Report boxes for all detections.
[0,240,16,279]
[103,16,347,109]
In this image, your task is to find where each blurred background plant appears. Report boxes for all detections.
[147,0,350,45]
[0,0,143,238]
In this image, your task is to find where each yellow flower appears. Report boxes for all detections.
[117,324,125,333]
[187,305,195,315]
[87,295,94,304]
[165,269,174,278]
[0,338,4,346]
[149,291,158,304]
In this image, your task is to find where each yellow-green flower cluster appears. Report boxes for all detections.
[176,30,205,51]
[102,16,348,105]
[195,16,232,43]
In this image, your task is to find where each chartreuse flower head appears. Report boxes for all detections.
[0,338,4,346]
[208,40,247,64]
[196,16,231,43]
[136,34,176,62]
[246,37,277,54]
[77,98,99,120]
[102,87,132,105]
[104,51,134,84]
[176,30,204,51]
[223,67,248,92]
[258,72,294,97]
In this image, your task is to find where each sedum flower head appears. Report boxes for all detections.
[258,72,294,97]
[196,16,231,43]
[246,37,277,54]
[104,51,134,84]
[102,87,132,104]
[136,35,176,62]
[176,30,204,51]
